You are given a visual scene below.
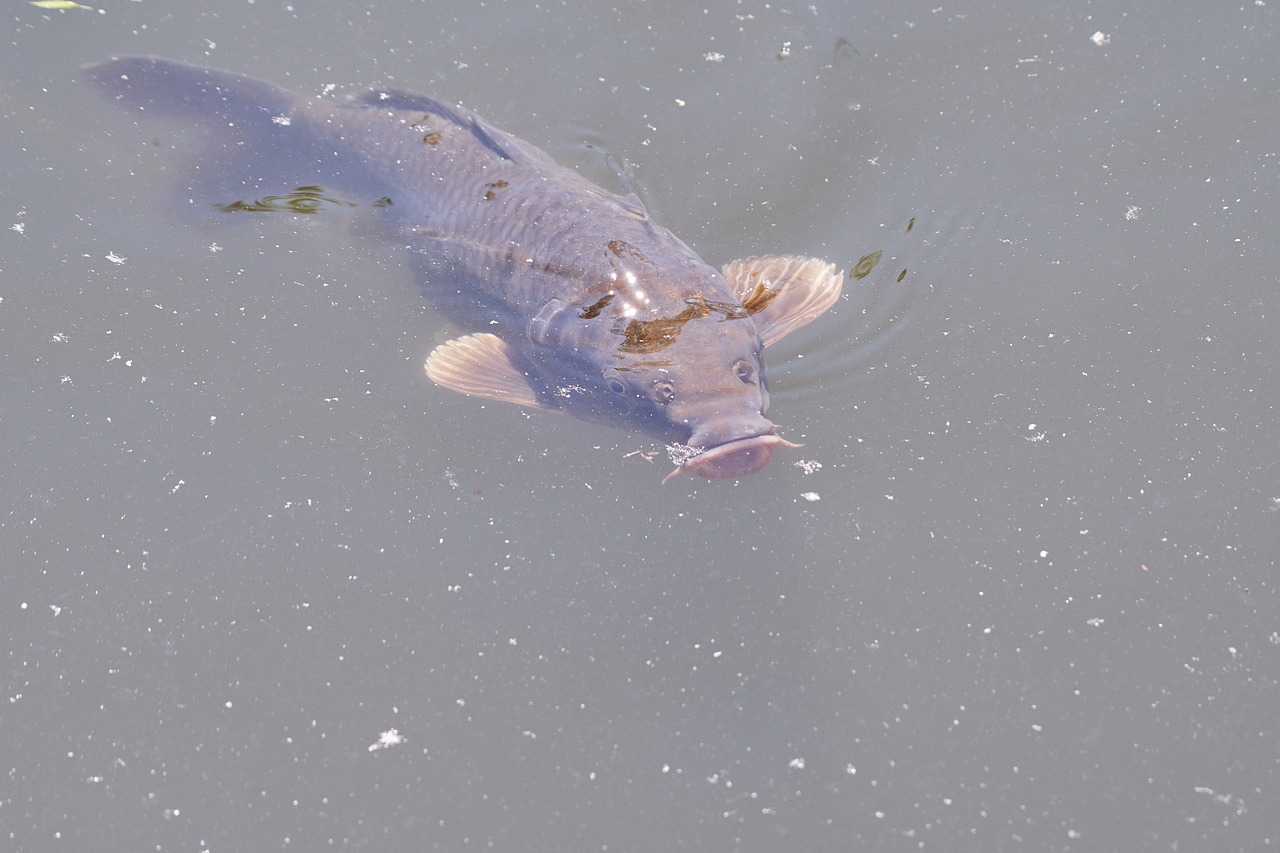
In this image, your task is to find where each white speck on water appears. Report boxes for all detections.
[368,728,405,752]
[1090,31,1111,46]
[793,459,822,475]
[800,492,820,502]
[789,757,805,769]
[704,52,725,62]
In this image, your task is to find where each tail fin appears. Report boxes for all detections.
[83,56,372,220]
[83,55,295,127]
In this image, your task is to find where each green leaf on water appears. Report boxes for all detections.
[30,1,96,10]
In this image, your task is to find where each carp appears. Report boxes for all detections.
[85,56,842,480]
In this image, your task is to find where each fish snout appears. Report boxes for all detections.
[663,418,801,482]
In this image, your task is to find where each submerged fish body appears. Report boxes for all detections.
[85,56,842,480]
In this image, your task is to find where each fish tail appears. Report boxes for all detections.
[82,55,295,126]
[83,56,377,220]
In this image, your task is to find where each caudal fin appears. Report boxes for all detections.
[83,55,295,126]
[83,56,370,220]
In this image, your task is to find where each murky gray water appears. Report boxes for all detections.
[3,2,1276,851]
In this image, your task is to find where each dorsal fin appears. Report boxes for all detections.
[350,88,516,161]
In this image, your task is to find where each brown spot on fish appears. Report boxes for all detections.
[578,293,614,319]
[690,296,751,321]
[613,360,674,373]
[483,179,509,200]
[410,114,443,144]
[616,301,710,354]
[737,284,779,316]
[606,240,648,263]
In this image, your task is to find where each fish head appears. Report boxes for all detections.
[517,251,841,481]
[579,299,792,481]
[432,301,798,482]
[651,316,800,481]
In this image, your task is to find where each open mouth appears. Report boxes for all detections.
[662,434,802,483]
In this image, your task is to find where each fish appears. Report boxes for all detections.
[83,56,843,481]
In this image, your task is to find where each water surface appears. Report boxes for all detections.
[2,2,1276,851]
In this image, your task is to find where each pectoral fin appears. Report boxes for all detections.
[424,333,549,409]
[723,255,843,347]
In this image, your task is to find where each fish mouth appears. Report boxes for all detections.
[662,434,802,483]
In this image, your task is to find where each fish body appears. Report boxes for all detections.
[85,57,842,480]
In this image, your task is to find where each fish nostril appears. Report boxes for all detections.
[654,380,674,403]
[733,359,754,383]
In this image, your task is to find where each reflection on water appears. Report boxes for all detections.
[214,184,357,214]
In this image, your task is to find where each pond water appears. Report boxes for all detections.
[3,2,1276,851]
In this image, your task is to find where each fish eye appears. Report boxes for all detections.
[654,380,674,403]
[607,378,627,395]
[733,359,755,383]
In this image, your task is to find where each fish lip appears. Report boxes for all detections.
[662,433,802,483]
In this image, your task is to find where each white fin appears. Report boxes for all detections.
[722,255,843,347]
[424,333,548,409]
